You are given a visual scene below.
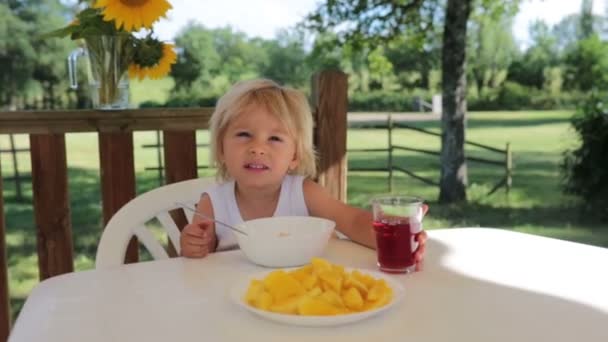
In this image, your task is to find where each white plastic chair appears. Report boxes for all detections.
[95,177,215,269]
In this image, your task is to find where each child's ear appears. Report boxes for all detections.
[288,152,299,171]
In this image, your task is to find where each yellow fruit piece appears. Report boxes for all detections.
[302,274,319,290]
[342,287,364,311]
[289,264,313,282]
[311,257,333,274]
[363,290,392,310]
[365,279,393,310]
[367,279,389,301]
[319,270,343,293]
[319,290,344,308]
[353,270,376,288]
[245,279,264,304]
[263,270,305,301]
[332,264,345,275]
[253,291,273,310]
[298,296,341,316]
[269,295,304,314]
[307,287,323,297]
[344,273,368,297]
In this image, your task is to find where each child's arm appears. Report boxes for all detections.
[179,194,218,258]
[303,179,428,270]
[303,179,376,249]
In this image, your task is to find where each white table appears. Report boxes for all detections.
[9,228,608,341]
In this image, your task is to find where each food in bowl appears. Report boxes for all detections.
[243,257,393,316]
[234,216,335,267]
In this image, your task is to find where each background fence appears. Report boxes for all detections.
[348,115,513,195]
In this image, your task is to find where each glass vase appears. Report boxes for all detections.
[68,34,134,110]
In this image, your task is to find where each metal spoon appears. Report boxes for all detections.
[176,202,249,236]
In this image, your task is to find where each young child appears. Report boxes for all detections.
[179,79,427,269]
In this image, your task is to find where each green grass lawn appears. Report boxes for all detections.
[1,109,607,320]
[130,77,174,107]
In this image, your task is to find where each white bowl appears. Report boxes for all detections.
[234,216,335,267]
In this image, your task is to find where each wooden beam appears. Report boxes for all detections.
[311,70,349,202]
[0,108,213,134]
[99,132,137,264]
[30,134,74,279]
[0,159,11,342]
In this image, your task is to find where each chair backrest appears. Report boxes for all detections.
[95,177,216,269]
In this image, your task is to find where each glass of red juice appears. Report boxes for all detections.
[372,196,425,273]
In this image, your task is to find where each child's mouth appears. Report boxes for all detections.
[244,162,269,171]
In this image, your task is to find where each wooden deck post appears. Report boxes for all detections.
[99,132,137,264]
[506,142,512,195]
[311,70,349,202]
[388,115,394,192]
[163,131,198,256]
[0,159,11,342]
[30,134,74,279]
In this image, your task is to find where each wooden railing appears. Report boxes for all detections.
[0,70,348,340]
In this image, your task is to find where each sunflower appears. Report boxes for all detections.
[93,0,172,32]
[129,41,177,80]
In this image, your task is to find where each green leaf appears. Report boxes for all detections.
[39,25,77,39]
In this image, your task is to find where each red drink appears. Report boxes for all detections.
[373,219,418,273]
[372,195,425,273]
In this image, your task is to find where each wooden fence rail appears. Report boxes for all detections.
[0,70,348,341]
[0,136,29,201]
[348,115,513,195]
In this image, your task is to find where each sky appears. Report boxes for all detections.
[153,0,607,46]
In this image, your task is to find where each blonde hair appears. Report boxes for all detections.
[209,79,317,181]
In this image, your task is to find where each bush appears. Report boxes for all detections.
[165,96,217,108]
[561,95,608,222]
[467,83,586,111]
[348,90,433,112]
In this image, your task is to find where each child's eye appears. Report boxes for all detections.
[236,131,251,138]
[269,136,283,142]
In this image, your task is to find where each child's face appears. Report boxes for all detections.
[220,104,298,189]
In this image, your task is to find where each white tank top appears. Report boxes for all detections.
[203,175,309,251]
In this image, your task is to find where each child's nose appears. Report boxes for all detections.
[248,143,266,155]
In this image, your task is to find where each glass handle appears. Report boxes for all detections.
[68,48,85,89]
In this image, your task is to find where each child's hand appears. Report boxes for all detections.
[414,230,428,271]
[414,203,430,271]
[180,220,214,258]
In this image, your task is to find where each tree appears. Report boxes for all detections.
[256,29,310,88]
[507,20,558,89]
[0,3,36,107]
[580,0,594,40]
[385,34,442,90]
[1,0,76,109]
[305,0,519,203]
[468,5,518,94]
[439,0,471,202]
[563,34,608,91]
[552,12,605,53]
[171,24,221,91]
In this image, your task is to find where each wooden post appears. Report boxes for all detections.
[0,159,11,342]
[30,134,74,279]
[155,131,164,186]
[311,70,348,202]
[506,142,512,195]
[8,135,22,201]
[99,132,137,264]
[388,115,394,193]
[163,131,198,257]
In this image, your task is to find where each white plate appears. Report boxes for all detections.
[229,268,405,327]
